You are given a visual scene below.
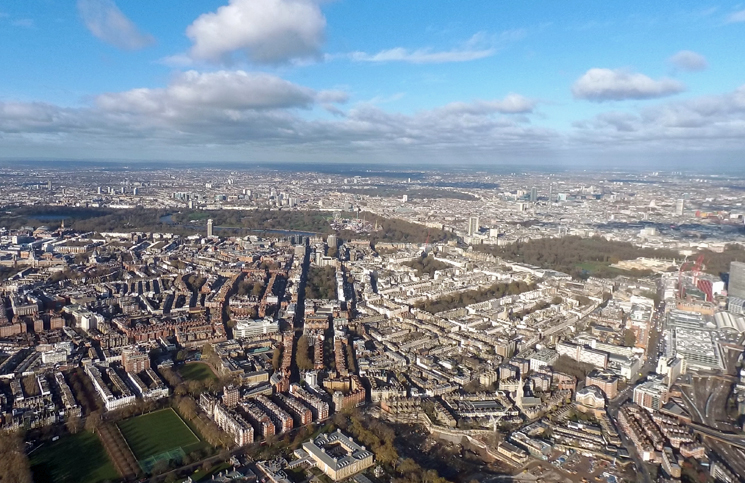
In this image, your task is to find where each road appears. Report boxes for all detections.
[604,296,667,483]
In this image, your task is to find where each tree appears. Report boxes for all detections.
[66,413,83,434]
[272,347,282,371]
[623,329,637,348]
[0,431,32,483]
[85,410,102,433]
[295,335,314,371]
[152,459,169,475]
[22,374,39,396]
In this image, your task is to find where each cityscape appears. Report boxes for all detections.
[0,164,744,483]
[2,1,745,483]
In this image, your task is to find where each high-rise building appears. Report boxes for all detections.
[207,219,214,237]
[729,261,745,299]
[467,216,479,236]
[530,187,538,202]
[675,199,684,216]
[327,234,337,248]
[402,194,408,203]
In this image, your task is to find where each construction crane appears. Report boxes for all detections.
[678,261,689,297]
[422,230,431,255]
[692,254,705,285]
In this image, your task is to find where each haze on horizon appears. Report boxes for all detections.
[1,0,744,168]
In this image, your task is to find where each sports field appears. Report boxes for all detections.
[178,362,218,382]
[117,408,201,461]
[30,431,119,483]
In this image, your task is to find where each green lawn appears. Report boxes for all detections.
[117,408,202,461]
[30,431,119,483]
[178,362,217,382]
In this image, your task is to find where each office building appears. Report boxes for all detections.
[729,261,745,299]
[467,216,479,237]
[530,187,538,202]
[207,218,214,237]
[233,318,279,338]
[675,199,684,216]
[327,234,337,249]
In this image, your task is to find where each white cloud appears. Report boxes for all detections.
[726,9,745,23]
[437,94,536,115]
[669,50,708,72]
[572,68,684,102]
[77,0,155,50]
[186,0,325,65]
[343,30,524,65]
[347,47,495,64]
[95,70,341,113]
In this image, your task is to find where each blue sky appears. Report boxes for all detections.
[1,0,744,167]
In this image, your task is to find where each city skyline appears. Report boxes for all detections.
[1,1,745,167]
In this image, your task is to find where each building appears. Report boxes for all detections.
[496,441,529,465]
[327,235,338,248]
[575,385,606,409]
[633,378,668,411]
[302,430,374,481]
[200,394,253,446]
[530,187,538,202]
[729,262,745,313]
[586,370,619,399]
[529,348,558,372]
[729,261,745,298]
[233,318,279,338]
[556,342,608,369]
[121,346,151,373]
[662,447,681,478]
[223,385,240,408]
[675,199,684,216]
[467,216,479,237]
[207,218,214,237]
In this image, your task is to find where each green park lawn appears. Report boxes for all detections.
[117,408,202,461]
[178,362,218,382]
[30,431,119,483]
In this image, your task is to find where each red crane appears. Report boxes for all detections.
[692,254,705,285]
[678,261,689,297]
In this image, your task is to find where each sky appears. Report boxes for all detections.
[0,0,744,168]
